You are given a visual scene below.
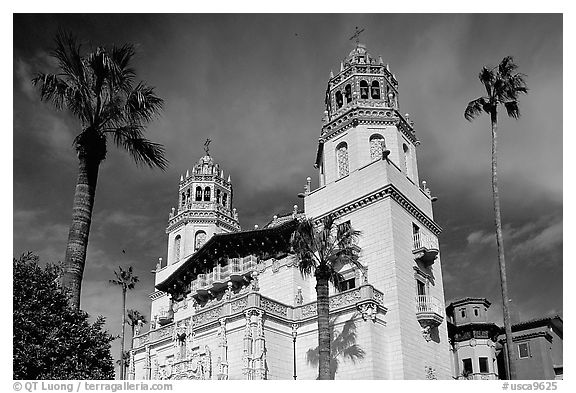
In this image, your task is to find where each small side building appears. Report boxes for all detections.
[446,298,501,380]
[447,298,563,380]
[497,315,563,380]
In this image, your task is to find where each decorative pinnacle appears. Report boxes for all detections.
[185,169,189,178]
[330,70,334,78]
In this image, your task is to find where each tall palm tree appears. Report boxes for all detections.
[32,30,167,310]
[110,266,139,380]
[291,216,363,380]
[464,56,527,380]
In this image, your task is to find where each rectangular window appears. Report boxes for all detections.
[416,280,426,296]
[479,357,489,373]
[462,358,473,374]
[338,278,356,292]
[518,342,530,359]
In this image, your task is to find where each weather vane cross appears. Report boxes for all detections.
[349,26,365,45]
[204,138,212,155]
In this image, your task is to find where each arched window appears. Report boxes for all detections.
[216,189,221,204]
[335,91,343,108]
[369,134,385,161]
[371,81,381,99]
[204,187,211,201]
[403,143,412,179]
[195,231,206,251]
[195,186,202,201]
[345,84,352,103]
[336,142,349,178]
[181,192,186,207]
[174,235,181,262]
[222,193,228,207]
[360,80,369,99]
[186,188,190,203]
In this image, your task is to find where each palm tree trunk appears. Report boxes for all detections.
[316,266,331,380]
[491,110,516,380]
[120,288,126,380]
[62,153,100,310]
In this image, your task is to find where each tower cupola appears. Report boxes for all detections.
[163,140,241,270]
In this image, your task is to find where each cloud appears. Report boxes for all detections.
[467,230,494,246]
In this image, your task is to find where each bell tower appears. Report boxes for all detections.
[305,38,451,379]
[153,141,241,312]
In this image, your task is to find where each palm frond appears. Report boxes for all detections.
[52,29,86,86]
[32,72,69,110]
[113,126,168,170]
[110,44,136,94]
[504,100,520,119]
[479,67,495,97]
[125,82,164,124]
[498,56,518,79]
[464,97,489,121]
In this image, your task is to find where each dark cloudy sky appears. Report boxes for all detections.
[13,14,562,368]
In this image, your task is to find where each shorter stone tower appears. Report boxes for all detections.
[446,298,502,379]
[150,144,241,328]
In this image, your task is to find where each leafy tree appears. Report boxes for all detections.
[32,31,168,310]
[13,252,115,379]
[291,216,363,380]
[306,316,366,379]
[110,266,139,379]
[464,56,527,379]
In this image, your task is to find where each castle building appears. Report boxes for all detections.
[129,41,452,380]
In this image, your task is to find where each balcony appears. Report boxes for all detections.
[412,232,439,264]
[415,295,444,340]
[157,308,174,326]
[189,255,259,297]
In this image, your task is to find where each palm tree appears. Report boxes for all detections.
[110,266,139,380]
[464,56,527,380]
[291,216,363,380]
[32,30,167,310]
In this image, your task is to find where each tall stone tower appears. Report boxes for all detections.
[151,145,241,327]
[304,41,452,379]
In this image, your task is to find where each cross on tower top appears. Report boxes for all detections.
[204,138,212,155]
[349,26,365,45]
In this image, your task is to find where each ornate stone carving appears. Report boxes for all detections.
[421,325,433,342]
[271,258,280,273]
[194,306,222,327]
[330,288,361,309]
[301,303,317,318]
[358,302,377,322]
[231,297,248,313]
[425,365,437,380]
[260,297,288,317]
[250,271,260,292]
[216,318,229,380]
[294,286,303,305]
